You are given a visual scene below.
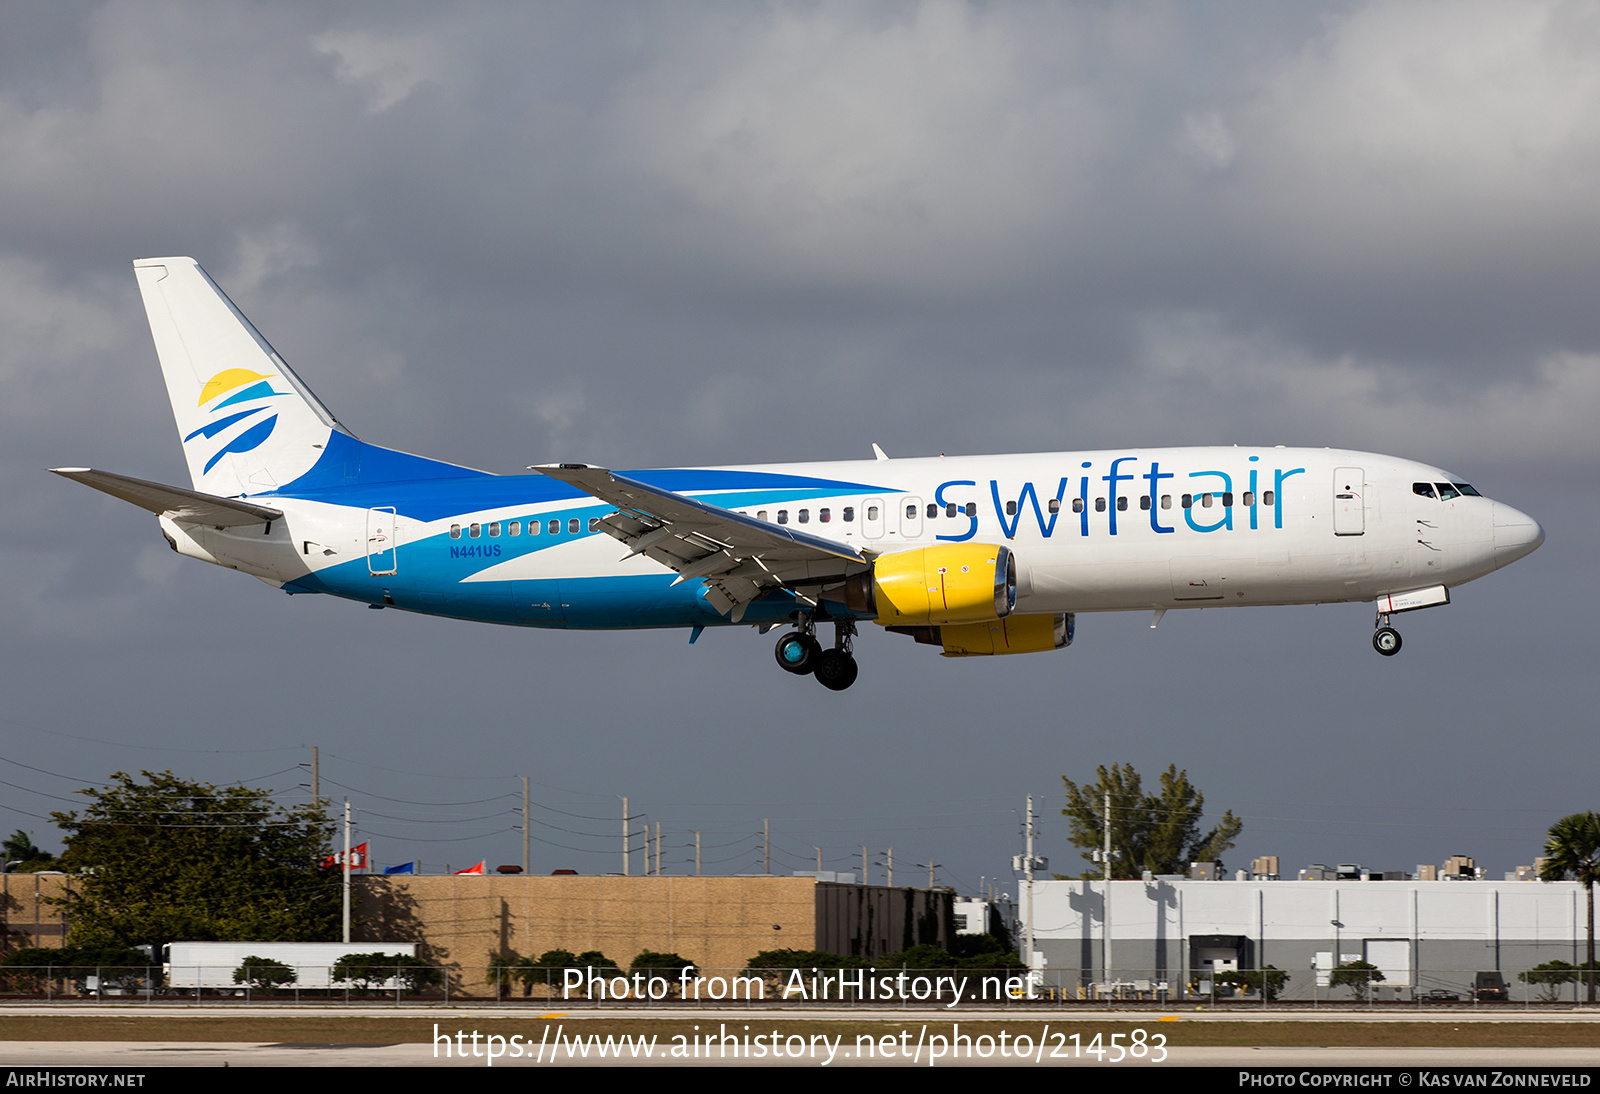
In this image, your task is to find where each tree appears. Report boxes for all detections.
[1541,812,1600,1002]
[233,956,297,992]
[1329,960,1384,1001]
[3,830,50,872]
[332,952,441,995]
[1214,965,1289,1000]
[1519,960,1582,1004]
[49,770,339,950]
[1061,763,1243,878]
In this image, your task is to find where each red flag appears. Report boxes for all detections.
[453,861,485,875]
[323,842,371,872]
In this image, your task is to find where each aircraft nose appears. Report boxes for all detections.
[1492,502,1545,568]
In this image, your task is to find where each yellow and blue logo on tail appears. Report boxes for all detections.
[184,368,286,474]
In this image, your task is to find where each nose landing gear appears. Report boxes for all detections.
[1372,610,1402,656]
[774,618,859,690]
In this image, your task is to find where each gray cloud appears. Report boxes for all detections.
[0,2,1591,891]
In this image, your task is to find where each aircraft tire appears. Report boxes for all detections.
[814,649,859,691]
[774,632,821,674]
[1372,626,1402,656]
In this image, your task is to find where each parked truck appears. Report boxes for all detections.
[165,942,418,991]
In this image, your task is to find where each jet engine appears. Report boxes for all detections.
[843,544,1015,626]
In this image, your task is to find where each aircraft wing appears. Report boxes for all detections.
[50,468,283,527]
[532,463,870,619]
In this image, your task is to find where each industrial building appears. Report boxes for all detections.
[1024,874,1591,1000]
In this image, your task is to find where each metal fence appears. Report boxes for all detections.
[2,963,1598,1008]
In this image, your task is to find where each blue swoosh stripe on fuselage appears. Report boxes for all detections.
[263,464,897,523]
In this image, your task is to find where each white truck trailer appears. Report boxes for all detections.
[165,941,418,990]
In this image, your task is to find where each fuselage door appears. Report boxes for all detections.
[366,507,398,575]
[1333,468,1365,536]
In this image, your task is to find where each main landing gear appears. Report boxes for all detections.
[774,618,859,690]
[1372,610,1402,657]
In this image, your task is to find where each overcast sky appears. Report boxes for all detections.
[2,2,1595,909]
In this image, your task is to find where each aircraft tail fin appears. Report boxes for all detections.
[133,257,482,496]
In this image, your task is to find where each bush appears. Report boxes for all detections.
[1213,966,1289,1000]
[1329,960,1385,1001]
[233,956,297,992]
[332,952,440,995]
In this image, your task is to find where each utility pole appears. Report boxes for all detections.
[918,861,941,889]
[862,846,868,886]
[342,799,352,944]
[690,831,700,876]
[522,777,530,876]
[1023,796,1034,974]
[622,797,629,877]
[763,819,770,875]
[655,822,661,876]
[1104,788,1113,985]
[311,746,319,804]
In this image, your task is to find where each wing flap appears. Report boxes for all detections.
[50,468,283,527]
[533,463,869,616]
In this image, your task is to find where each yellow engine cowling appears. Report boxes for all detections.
[887,613,1075,657]
[845,544,1015,626]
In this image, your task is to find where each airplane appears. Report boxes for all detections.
[52,257,1546,691]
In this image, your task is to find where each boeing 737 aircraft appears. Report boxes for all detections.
[53,258,1545,690]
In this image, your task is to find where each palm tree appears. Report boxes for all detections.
[1541,812,1600,1002]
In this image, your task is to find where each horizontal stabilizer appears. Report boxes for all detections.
[49,468,282,527]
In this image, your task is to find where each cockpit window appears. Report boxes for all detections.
[1453,483,1481,496]
[1435,483,1461,501]
[1413,482,1437,500]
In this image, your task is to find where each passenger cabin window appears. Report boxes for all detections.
[1005,501,1017,516]
[588,518,600,532]
[778,510,789,525]
[1242,492,1255,506]
[1140,496,1151,510]
[489,521,501,537]
[798,509,809,524]
[927,503,937,518]
[946,502,958,517]
[528,519,540,535]
[820,508,831,523]
[843,506,855,521]
[1262,490,1274,505]
[1222,492,1234,507]
[1161,495,1172,509]
[1116,497,1128,511]
[1048,498,1060,514]
[1072,498,1084,513]
[965,502,976,517]
[866,506,879,520]
[1201,493,1213,508]
[1094,497,1106,512]
[757,510,768,521]
[906,504,917,519]
[470,523,481,538]
[1181,494,1192,509]
[568,518,580,533]
[450,524,462,539]
[509,521,521,536]
[548,519,560,535]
